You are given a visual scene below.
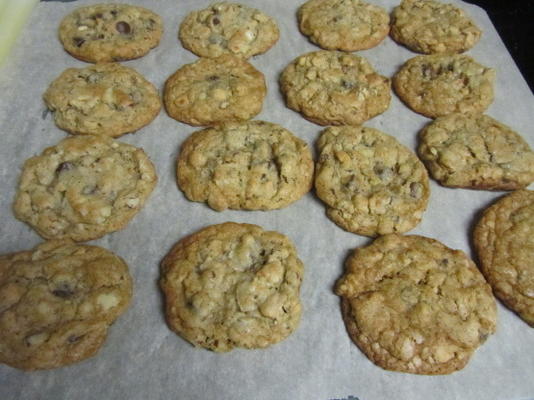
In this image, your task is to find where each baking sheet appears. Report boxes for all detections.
[0,1,533,399]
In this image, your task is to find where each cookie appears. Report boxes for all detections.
[13,135,157,242]
[179,2,279,59]
[393,54,495,118]
[177,120,314,211]
[336,234,497,374]
[160,222,303,352]
[474,190,534,327]
[315,126,430,236]
[0,240,132,370]
[391,0,481,54]
[279,51,391,126]
[298,0,390,51]
[58,3,162,63]
[164,54,266,126]
[43,63,161,137]
[418,113,534,190]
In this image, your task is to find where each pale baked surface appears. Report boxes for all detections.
[298,0,390,51]
[474,190,534,327]
[177,121,314,211]
[58,3,162,63]
[164,54,266,126]
[315,126,429,236]
[418,113,534,190]
[393,54,495,118]
[280,51,390,126]
[13,135,157,242]
[160,222,303,352]
[0,240,132,370]
[391,0,481,54]
[43,63,161,137]
[336,234,497,374]
[179,2,279,59]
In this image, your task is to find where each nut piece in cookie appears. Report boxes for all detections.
[0,240,132,370]
[336,234,497,374]
[391,0,482,54]
[474,190,534,327]
[13,135,157,242]
[280,51,391,126]
[160,222,303,352]
[179,2,279,59]
[393,54,495,118]
[418,113,534,190]
[58,3,163,63]
[315,126,430,236]
[164,54,266,126]
[43,63,161,137]
[177,120,314,211]
[298,0,390,51]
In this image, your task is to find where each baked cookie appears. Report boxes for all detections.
[315,126,430,236]
[391,0,482,54]
[160,222,303,352]
[177,120,314,211]
[58,3,162,63]
[279,51,391,126]
[474,190,534,327]
[0,240,132,370]
[298,0,390,51]
[393,54,495,118]
[418,113,534,190]
[164,54,266,126]
[13,135,157,242]
[336,234,497,374]
[43,63,161,137]
[179,2,279,59]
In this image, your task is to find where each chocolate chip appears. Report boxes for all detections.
[68,334,85,343]
[208,75,220,81]
[52,287,75,298]
[110,10,118,16]
[73,37,85,48]
[116,21,131,34]
[93,13,103,19]
[56,162,74,174]
[212,17,220,25]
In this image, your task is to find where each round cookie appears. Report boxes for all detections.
[0,240,132,370]
[298,0,390,51]
[160,222,303,352]
[418,113,534,190]
[336,234,497,374]
[179,2,279,59]
[474,190,534,327]
[393,54,495,118]
[279,51,391,126]
[177,120,314,211]
[391,0,482,54]
[43,63,161,137]
[13,135,157,242]
[315,126,430,236]
[164,54,266,126]
[58,3,162,63]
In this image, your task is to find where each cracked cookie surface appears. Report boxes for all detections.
[179,2,279,59]
[160,222,303,352]
[177,120,313,211]
[298,0,390,51]
[315,126,429,236]
[0,240,132,370]
[59,3,162,63]
[43,63,161,137]
[336,234,497,374]
[13,135,157,242]
[474,190,534,327]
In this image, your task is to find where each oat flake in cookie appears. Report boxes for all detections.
[43,63,161,137]
[0,240,132,370]
[13,135,157,242]
[336,234,497,374]
[58,3,162,63]
[160,222,303,352]
[179,2,279,59]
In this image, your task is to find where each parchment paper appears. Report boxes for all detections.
[0,1,533,399]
